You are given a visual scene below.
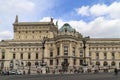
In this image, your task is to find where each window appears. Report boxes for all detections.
[50,50,53,57]
[80,49,83,57]
[79,60,83,65]
[89,52,91,57]
[103,61,108,66]
[13,53,16,59]
[57,47,59,55]
[64,59,68,63]
[56,59,59,65]
[104,52,107,59]
[36,48,38,50]
[36,53,38,59]
[112,52,115,60]
[64,46,68,55]
[21,53,23,59]
[96,52,99,59]
[73,59,76,65]
[96,61,100,66]
[28,53,31,59]
[2,52,5,59]
[112,52,114,56]
[50,60,53,65]
[96,52,99,56]
[111,62,115,66]
[72,47,75,56]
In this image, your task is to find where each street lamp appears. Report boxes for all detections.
[28,62,31,74]
[61,60,69,73]
[40,37,47,74]
[41,37,46,66]
[82,36,89,66]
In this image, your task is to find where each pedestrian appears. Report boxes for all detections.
[114,68,118,75]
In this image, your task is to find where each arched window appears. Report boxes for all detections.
[103,61,108,66]
[111,61,115,66]
[28,62,31,66]
[35,61,39,66]
[96,61,100,66]
[1,49,5,59]
[1,62,4,69]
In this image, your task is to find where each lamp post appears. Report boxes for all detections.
[82,36,89,66]
[41,37,46,66]
[28,62,31,74]
[40,37,47,74]
[61,60,69,73]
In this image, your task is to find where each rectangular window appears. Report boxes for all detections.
[89,52,91,57]
[104,52,107,59]
[64,46,68,55]
[57,47,59,55]
[2,52,5,59]
[36,53,38,59]
[64,59,68,63]
[13,53,16,59]
[80,49,83,57]
[72,47,75,56]
[73,59,76,65]
[28,53,31,59]
[50,60,53,65]
[96,52,99,60]
[79,60,83,65]
[56,59,59,65]
[50,51,53,57]
[112,52,115,60]
[21,53,23,59]
[112,52,114,56]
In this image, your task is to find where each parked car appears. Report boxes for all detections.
[16,70,22,75]
[9,70,22,75]
[9,70,16,75]
[2,70,9,75]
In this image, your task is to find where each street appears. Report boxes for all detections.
[0,72,120,80]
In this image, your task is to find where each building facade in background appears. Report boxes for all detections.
[0,16,120,73]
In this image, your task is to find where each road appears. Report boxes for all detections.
[0,72,120,80]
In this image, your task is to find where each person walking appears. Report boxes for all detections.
[114,68,118,75]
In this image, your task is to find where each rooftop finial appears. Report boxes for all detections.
[51,18,53,23]
[56,21,58,27]
[15,15,18,23]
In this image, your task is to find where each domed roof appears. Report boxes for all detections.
[59,23,74,32]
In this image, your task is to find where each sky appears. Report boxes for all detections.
[0,0,120,40]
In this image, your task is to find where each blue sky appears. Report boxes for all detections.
[0,0,120,40]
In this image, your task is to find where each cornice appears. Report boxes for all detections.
[13,22,54,26]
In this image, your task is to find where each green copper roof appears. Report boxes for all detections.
[59,23,73,32]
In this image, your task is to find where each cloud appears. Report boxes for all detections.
[76,6,90,16]
[0,31,13,40]
[76,2,120,19]
[0,0,35,15]
[40,16,120,38]
[0,0,58,40]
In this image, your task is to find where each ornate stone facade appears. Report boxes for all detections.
[0,16,120,73]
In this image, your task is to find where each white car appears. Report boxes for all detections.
[16,70,22,75]
[9,70,16,75]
